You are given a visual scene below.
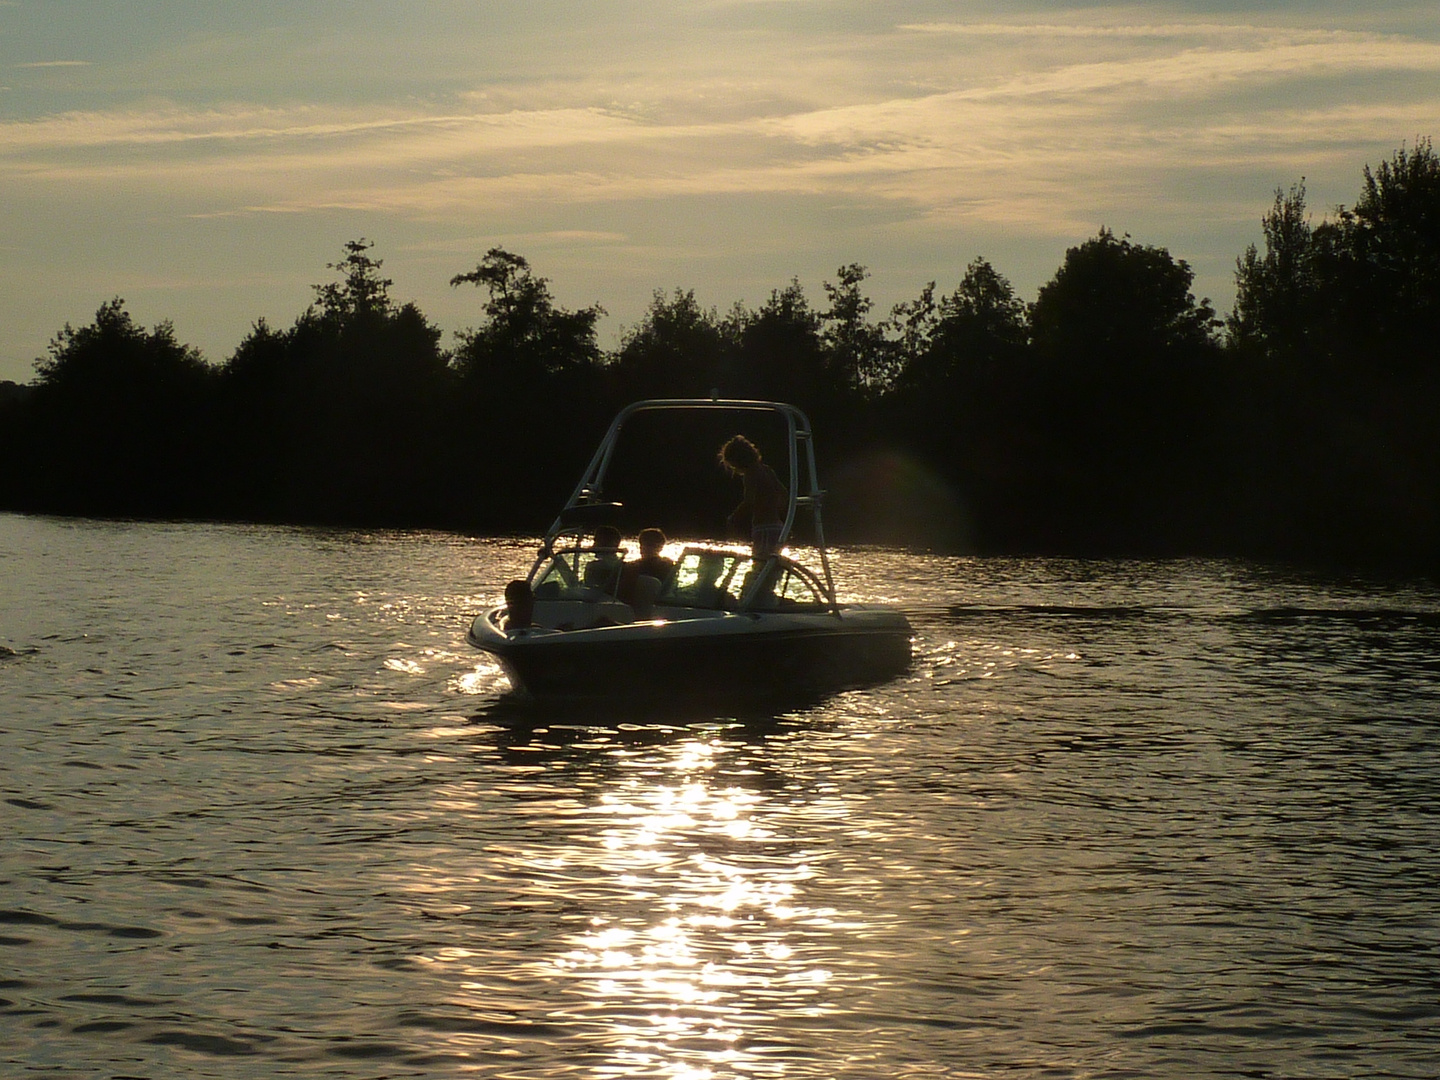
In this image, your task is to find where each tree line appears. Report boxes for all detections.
[1,140,1436,569]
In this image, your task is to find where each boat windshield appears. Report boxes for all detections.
[667,549,752,609]
[769,559,831,610]
[528,542,833,613]
[532,545,623,600]
[667,549,831,611]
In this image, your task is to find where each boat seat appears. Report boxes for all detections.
[532,598,635,631]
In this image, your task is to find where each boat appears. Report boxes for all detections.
[467,399,913,702]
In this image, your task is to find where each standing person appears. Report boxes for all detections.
[719,435,787,558]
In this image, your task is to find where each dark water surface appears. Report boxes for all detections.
[3,513,1439,1078]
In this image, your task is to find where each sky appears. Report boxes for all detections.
[2,1,1437,384]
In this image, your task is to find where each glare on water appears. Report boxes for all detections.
[3,513,1440,1079]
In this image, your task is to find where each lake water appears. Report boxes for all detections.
[2,512,1439,1079]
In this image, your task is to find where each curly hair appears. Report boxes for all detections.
[719,435,761,472]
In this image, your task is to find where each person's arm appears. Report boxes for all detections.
[728,472,754,528]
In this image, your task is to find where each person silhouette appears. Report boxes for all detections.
[582,525,624,594]
[719,436,787,558]
[617,527,675,608]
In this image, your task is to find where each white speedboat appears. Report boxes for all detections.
[468,399,912,702]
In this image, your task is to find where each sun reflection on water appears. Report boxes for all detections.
[531,737,843,1078]
[453,655,509,695]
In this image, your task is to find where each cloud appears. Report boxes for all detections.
[901,21,1267,38]
[3,31,1429,188]
[2,7,1438,381]
[14,60,91,68]
[0,101,650,154]
[4,20,1432,180]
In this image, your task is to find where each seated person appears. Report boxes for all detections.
[617,528,675,607]
[581,525,624,594]
[503,579,534,629]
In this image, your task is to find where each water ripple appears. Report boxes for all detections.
[2,517,1439,1077]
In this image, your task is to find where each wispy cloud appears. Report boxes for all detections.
[0,103,641,153]
[902,21,1269,38]
[14,60,90,68]
[6,19,1429,239]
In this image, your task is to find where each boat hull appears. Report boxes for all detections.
[470,607,912,703]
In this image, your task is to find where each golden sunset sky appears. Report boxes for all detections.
[2,1,1437,382]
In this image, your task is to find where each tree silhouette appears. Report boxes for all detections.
[1025,230,1222,552]
[882,259,1038,549]
[449,248,609,526]
[1334,138,1440,370]
[1229,182,1316,362]
[1031,229,1218,359]
[609,288,731,402]
[216,240,451,525]
[450,248,605,386]
[314,239,394,322]
[1219,144,1440,564]
[1231,142,1440,377]
[894,258,1028,390]
[728,280,828,409]
[24,299,216,515]
[821,264,896,398]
